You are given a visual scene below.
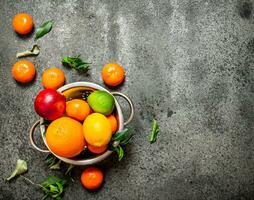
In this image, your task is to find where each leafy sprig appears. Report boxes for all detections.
[62,55,90,72]
[41,176,66,200]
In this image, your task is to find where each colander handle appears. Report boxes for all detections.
[29,120,50,153]
[111,92,134,126]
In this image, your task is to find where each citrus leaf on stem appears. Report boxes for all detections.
[112,128,133,145]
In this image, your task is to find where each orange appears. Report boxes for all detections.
[81,167,104,190]
[42,67,65,89]
[12,60,36,83]
[101,63,125,86]
[46,117,85,158]
[87,144,108,154]
[66,99,91,121]
[12,13,33,35]
[83,113,112,147]
[107,115,118,134]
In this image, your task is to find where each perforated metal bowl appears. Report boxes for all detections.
[29,82,134,166]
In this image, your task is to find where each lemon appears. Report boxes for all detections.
[87,90,114,115]
[83,113,112,147]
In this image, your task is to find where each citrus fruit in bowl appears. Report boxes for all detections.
[30,82,134,166]
[46,117,85,158]
[83,113,112,147]
[87,90,114,115]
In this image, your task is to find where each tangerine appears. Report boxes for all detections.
[42,67,65,89]
[81,167,104,190]
[101,63,125,86]
[66,99,91,121]
[12,13,33,35]
[12,60,36,83]
[107,115,118,133]
[87,144,108,154]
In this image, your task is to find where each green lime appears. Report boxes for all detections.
[87,90,115,115]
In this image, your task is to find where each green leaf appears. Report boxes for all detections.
[149,119,159,143]
[45,154,55,166]
[110,145,124,161]
[62,55,90,72]
[35,20,53,39]
[16,44,40,58]
[40,176,66,200]
[49,185,59,193]
[6,159,28,181]
[118,146,124,161]
[45,154,61,170]
[112,128,133,145]
[49,160,61,170]
[65,164,74,176]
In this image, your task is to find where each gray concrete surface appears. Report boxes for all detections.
[1,0,254,199]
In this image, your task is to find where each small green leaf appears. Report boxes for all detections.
[6,159,28,181]
[110,145,124,161]
[16,44,40,58]
[45,154,55,167]
[149,119,159,143]
[49,185,59,193]
[49,160,61,170]
[118,146,124,161]
[62,55,90,72]
[45,154,61,170]
[35,20,53,39]
[112,128,133,145]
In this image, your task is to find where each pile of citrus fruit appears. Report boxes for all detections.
[12,12,128,191]
[35,89,117,158]
[34,86,120,189]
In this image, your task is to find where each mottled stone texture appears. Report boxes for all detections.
[1,0,254,199]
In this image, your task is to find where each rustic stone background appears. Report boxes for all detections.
[1,0,254,199]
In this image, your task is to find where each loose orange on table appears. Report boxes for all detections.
[12,60,36,83]
[66,99,91,121]
[46,117,85,158]
[42,67,65,89]
[87,144,108,154]
[101,63,125,86]
[81,167,104,190]
[12,13,33,35]
[107,115,118,134]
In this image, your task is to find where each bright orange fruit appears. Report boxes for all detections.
[87,144,108,154]
[12,13,33,35]
[46,117,85,158]
[66,99,91,121]
[107,115,118,134]
[81,167,104,190]
[42,67,65,89]
[101,63,125,86]
[12,60,36,83]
